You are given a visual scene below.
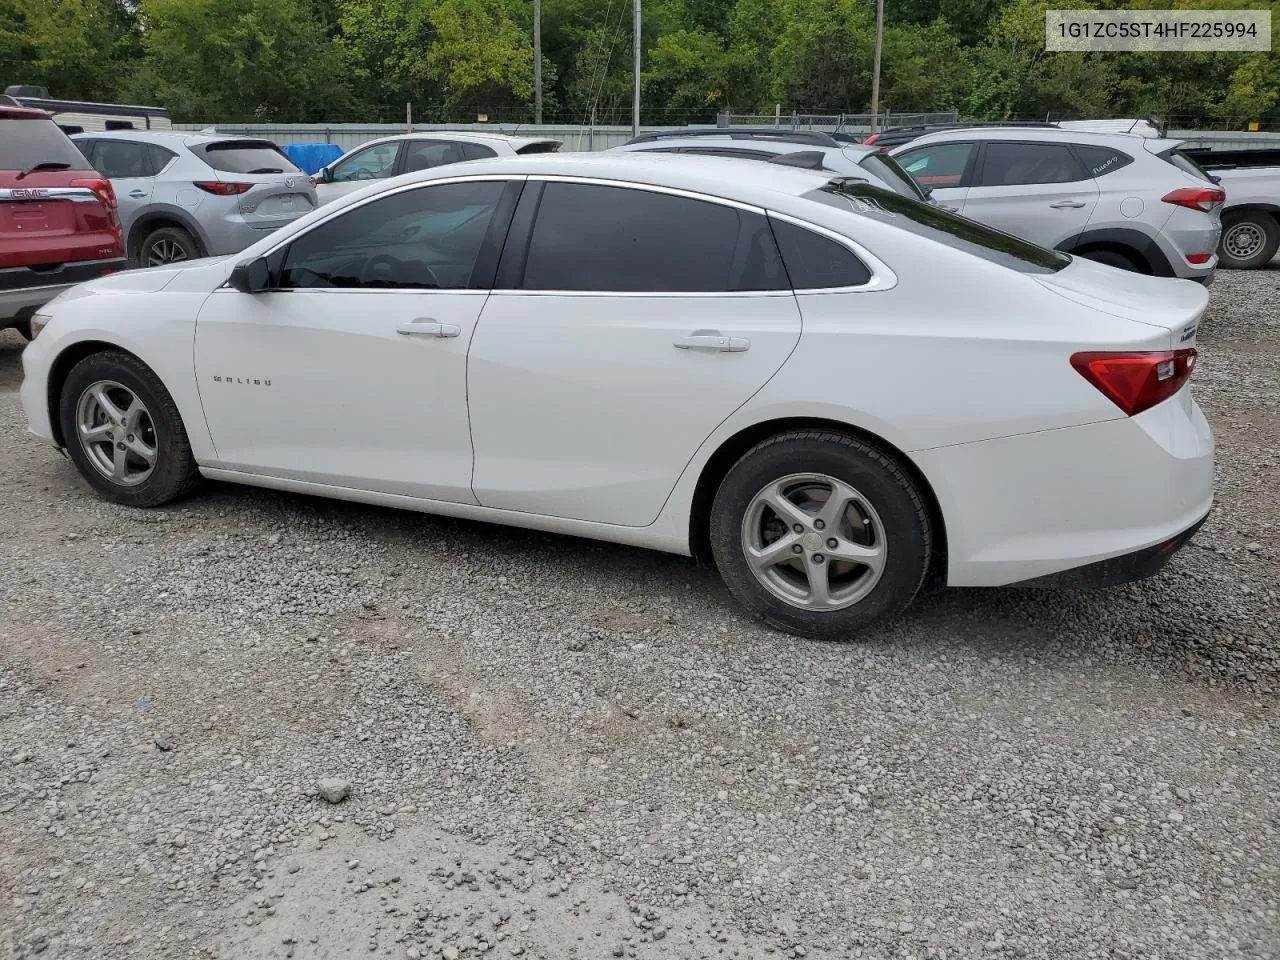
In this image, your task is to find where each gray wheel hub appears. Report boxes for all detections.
[741,472,887,611]
[1223,221,1265,261]
[147,237,189,266]
[75,380,158,486]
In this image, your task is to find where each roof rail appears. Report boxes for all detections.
[627,127,840,147]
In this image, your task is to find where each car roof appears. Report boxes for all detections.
[896,126,1175,151]
[70,130,280,149]
[621,136,877,160]
[0,105,55,120]
[347,131,561,150]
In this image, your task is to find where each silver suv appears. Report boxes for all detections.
[613,129,930,201]
[892,127,1223,283]
[72,131,317,267]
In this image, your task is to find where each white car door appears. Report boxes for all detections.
[315,140,404,205]
[194,177,521,502]
[466,179,803,527]
[894,140,977,213]
[959,141,1099,249]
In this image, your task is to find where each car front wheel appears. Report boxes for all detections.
[59,350,200,507]
[710,430,933,639]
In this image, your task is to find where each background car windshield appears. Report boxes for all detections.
[197,140,301,174]
[856,153,927,200]
[811,182,1071,274]
[0,118,93,170]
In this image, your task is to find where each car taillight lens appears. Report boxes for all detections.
[194,181,252,195]
[71,176,116,208]
[1071,349,1197,417]
[1185,252,1213,264]
[864,133,881,145]
[1161,187,1225,212]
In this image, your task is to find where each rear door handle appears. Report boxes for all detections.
[128,190,147,198]
[1049,200,1087,209]
[674,333,750,353]
[396,319,461,338]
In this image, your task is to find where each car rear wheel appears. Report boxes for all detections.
[709,430,932,639]
[59,351,200,507]
[138,226,200,268]
[1218,210,1280,270]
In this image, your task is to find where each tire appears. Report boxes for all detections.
[1078,248,1140,272]
[709,430,932,639]
[58,350,200,507]
[136,226,200,268]
[1218,210,1280,270]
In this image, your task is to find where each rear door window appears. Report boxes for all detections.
[519,182,786,292]
[195,140,300,174]
[0,116,94,171]
[93,140,159,179]
[896,142,975,188]
[462,142,498,160]
[1072,145,1134,178]
[403,140,469,173]
[977,142,1087,186]
[809,182,1070,274]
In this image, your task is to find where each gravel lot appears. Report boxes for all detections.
[1,267,1277,960]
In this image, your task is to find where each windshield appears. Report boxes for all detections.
[195,140,301,174]
[0,117,94,172]
[856,152,927,201]
[810,182,1071,274]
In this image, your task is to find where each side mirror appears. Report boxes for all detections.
[318,166,332,184]
[228,257,271,293]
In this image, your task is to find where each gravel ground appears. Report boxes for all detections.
[1,266,1277,960]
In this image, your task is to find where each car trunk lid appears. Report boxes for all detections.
[1035,255,1207,349]
[0,171,120,269]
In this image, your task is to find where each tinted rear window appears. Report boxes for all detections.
[195,140,301,174]
[1159,147,1213,183]
[857,153,927,200]
[0,116,93,171]
[515,141,560,155]
[811,182,1070,274]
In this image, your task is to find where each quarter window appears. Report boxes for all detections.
[977,142,1087,186]
[520,182,786,292]
[1073,145,1134,178]
[770,218,871,289]
[331,142,400,183]
[897,142,975,188]
[279,180,506,290]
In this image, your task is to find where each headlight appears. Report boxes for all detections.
[29,312,53,339]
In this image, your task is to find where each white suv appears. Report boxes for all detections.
[892,128,1223,283]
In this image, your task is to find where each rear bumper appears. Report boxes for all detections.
[1009,510,1208,588]
[0,258,127,323]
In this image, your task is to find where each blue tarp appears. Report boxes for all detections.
[282,142,344,175]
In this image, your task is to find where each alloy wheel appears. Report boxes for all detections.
[75,380,158,486]
[147,238,189,266]
[740,473,886,611]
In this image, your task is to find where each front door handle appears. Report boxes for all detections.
[128,190,147,198]
[937,203,959,213]
[396,319,461,338]
[1049,200,1087,209]
[674,332,750,353]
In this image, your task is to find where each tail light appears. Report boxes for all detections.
[1161,187,1225,212]
[864,133,881,145]
[72,176,119,228]
[1071,349,1197,417]
[1185,252,1213,264]
[194,181,252,196]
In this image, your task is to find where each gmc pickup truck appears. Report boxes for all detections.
[1185,147,1280,269]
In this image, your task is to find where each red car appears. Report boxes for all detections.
[1,104,125,339]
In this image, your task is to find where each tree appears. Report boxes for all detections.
[0,0,139,102]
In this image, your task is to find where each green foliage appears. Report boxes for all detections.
[1,0,1276,127]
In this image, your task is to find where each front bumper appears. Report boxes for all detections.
[1010,510,1208,588]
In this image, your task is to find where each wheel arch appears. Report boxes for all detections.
[687,416,948,581]
[126,207,210,262]
[1058,227,1173,276]
[46,339,147,448]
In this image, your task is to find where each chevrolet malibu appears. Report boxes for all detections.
[20,154,1213,638]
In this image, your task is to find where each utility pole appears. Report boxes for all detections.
[632,0,641,138]
[533,0,542,124]
[869,0,884,136]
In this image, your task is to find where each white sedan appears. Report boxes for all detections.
[19,154,1213,638]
